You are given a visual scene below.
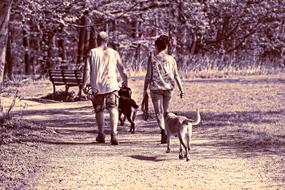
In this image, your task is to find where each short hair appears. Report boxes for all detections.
[97,31,109,44]
[155,35,169,51]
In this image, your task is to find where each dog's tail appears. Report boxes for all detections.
[184,109,201,126]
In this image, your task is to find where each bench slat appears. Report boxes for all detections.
[52,78,83,84]
[53,82,65,85]
[53,83,79,87]
[50,74,82,77]
[49,70,82,75]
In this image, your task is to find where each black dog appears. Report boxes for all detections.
[118,86,139,133]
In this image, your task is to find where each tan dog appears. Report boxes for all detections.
[164,109,201,161]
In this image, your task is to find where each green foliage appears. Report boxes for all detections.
[7,0,285,76]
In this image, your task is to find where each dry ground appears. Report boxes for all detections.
[1,74,285,190]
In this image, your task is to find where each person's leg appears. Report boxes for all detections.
[150,90,167,144]
[108,107,119,135]
[106,91,119,145]
[150,90,164,130]
[162,90,172,114]
[160,90,173,143]
[95,110,105,134]
[92,95,105,143]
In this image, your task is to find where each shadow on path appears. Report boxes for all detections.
[184,77,285,84]
[129,155,167,162]
[14,103,285,158]
[176,109,285,158]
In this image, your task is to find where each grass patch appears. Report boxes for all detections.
[0,118,44,144]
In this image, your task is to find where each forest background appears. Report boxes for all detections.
[0,0,284,83]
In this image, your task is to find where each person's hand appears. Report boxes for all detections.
[180,91,184,99]
[83,87,88,94]
[83,85,90,94]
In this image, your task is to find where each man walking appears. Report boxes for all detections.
[82,31,128,145]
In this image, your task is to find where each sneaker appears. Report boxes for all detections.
[161,129,167,144]
[96,133,105,143]
[111,133,119,145]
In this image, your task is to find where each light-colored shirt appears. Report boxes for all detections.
[84,47,120,94]
[146,51,179,91]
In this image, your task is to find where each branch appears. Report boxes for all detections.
[246,0,266,5]
[65,9,116,28]
[206,23,239,45]
[110,0,170,15]
[6,90,19,117]
[115,2,140,20]
[226,28,258,53]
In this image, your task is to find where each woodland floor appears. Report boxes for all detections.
[0,74,285,190]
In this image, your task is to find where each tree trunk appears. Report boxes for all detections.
[47,32,55,69]
[40,31,54,75]
[77,14,90,64]
[190,34,197,55]
[40,32,49,74]
[0,0,13,84]
[83,25,91,59]
[0,0,13,120]
[58,38,65,61]
[5,29,13,80]
[89,26,96,50]
[23,28,31,75]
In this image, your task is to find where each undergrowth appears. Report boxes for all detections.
[41,90,87,102]
[127,54,285,79]
[0,88,44,144]
[0,118,43,144]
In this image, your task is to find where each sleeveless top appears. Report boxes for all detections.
[146,51,179,91]
[85,47,120,94]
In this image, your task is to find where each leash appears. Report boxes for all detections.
[141,92,149,121]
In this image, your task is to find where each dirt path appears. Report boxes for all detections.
[2,75,285,189]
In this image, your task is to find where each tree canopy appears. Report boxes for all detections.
[1,0,284,79]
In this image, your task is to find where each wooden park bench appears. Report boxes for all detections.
[48,64,84,97]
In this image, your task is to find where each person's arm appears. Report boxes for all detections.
[82,52,91,93]
[116,52,128,87]
[173,59,184,98]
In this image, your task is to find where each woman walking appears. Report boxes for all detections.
[143,35,184,144]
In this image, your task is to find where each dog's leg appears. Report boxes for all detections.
[126,113,135,134]
[187,127,193,152]
[166,134,171,153]
[131,108,137,121]
[119,112,124,126]
[180,137,189,161]
[185,134,191,162]
[178,128,189,161]
[122,114,126,125]
[179,144,184,159]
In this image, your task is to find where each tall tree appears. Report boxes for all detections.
[0,0,13,121]
[0,0,13,84]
